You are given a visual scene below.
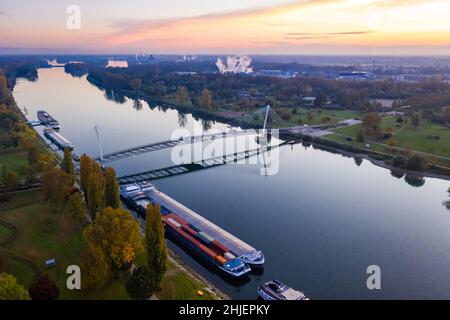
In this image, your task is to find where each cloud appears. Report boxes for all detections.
[0,11,7,16]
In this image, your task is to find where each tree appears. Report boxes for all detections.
[80,243,111,290]
[411,112,422,128]
[444,106,450,123]
[104,167,120,209]
[79,154,92,194]
[362,112,382,139]
[406,155,426,171]
[199,88,213,109]
[176,86,189,106]
[3,169,20,190]
[126,266,154,300]
[67,192,86,225]
[28,274,59,300]
[61,147,74,182]
[0,273,30,300]
[388,136,396,148]
[86,161,105,220]
[42,167,72,212]
[83,207,143,269]
[145,203,167,291]
[130,78,142,91]
[27,146,39,165]
[356,129,365,143]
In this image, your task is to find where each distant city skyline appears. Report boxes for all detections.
[1,0,450,55]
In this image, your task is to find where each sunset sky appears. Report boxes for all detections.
[1,0,450,55]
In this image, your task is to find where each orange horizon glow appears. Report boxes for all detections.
[1,0,450,55]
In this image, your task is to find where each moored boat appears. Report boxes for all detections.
[119,182,263,277]
[257,280,309,300]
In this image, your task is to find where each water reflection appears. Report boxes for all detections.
[103,89,126,104]
[177,111,188,128]
[404,174,426,187]
[390,169,405,179]
[353,157,363,167]
[201,119,213,131]
[133,99,143,111]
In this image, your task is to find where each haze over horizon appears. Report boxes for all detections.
[1,0,450,56]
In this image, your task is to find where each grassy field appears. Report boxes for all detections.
[0,149,29,184]
[331,117,450,158]
[0,190,218,300]
[270,108,361,127]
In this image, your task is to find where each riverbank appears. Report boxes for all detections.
[87,76,450,179]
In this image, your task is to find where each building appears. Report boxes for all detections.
[302,97,316,107]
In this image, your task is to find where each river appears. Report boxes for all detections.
[13,67,450,299]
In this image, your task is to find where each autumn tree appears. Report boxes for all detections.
[130,78,142,91]
[199,88,213,109]
[0,273,30,300]
[79,153,92,194]
[28,274,60,300]
[411,112,422,128]
[3,169,20,190]
[145,203,167,291]
[80,243,111,290]
[362,112,383,140]
[83,207,143,269]
[126,266,154,300]
[176,86,189,106]
[356,128,365,143]
[86,161,105,220]
[61,147,74,182]
[42,167,72,212]
[104,167,120,209]
[67,192,86,225]
[388,136,396,148]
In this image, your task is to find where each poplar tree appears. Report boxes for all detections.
[104,167,120,209]
[61,147,74,183]
[86,161,105,220]
[145,203,167,291]
[79,154,92,194]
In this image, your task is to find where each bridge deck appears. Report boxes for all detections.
[117,144,279,185]
[97,130,257,163]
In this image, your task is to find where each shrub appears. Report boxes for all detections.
[28,274,60,300]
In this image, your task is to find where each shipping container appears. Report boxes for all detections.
[215,255,227,265]
[224,252,236,260]
[210,240,229,255]
[197,231,214,244]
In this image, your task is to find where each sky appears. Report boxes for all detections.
[1,0,450,55]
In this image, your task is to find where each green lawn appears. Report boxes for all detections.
[0,222,14,244]
[332,117,450,158]
[156,260,215,300]
[0,149,29,183]
[274,108,361,127]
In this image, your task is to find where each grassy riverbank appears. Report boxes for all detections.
[0,190,221,300]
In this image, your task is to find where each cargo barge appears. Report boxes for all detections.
[43,128,74,151]
[37,110,59,129]
[120,182,264,277]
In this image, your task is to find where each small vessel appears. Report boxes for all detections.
[257,280,309,300]
[37,110,59,129]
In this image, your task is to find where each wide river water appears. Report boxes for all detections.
[13,67,450,299]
